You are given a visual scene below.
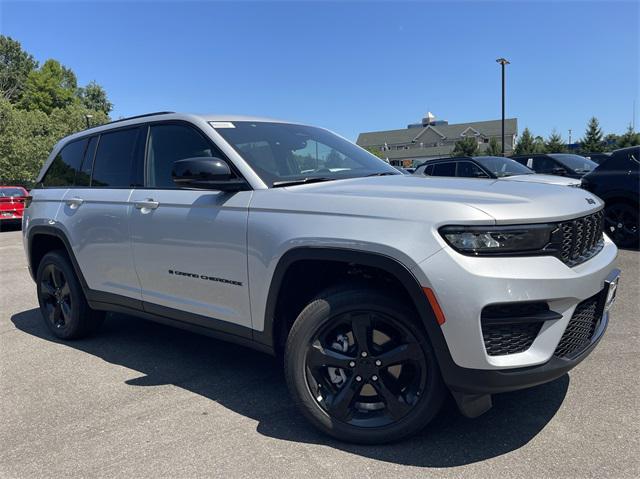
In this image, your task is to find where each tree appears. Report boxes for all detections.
[513,127,536,155]
[364,146,385,159]
[580,117,605,153]
[0,35,38,103]
[451,136,478,156]
[545,129,566,153]
[19,59,79,114]
[533,135,547,153]
[485,137,501,156]
[616,124,640,148]
[79,81,113,115]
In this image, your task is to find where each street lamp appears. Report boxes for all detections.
[84,114,93,129]
[496,58,510,156]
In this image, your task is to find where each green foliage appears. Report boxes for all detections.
[0,99,109,186]
[485,137,502,156]
[616,124,640,148]
[580,117,605,153]
[0,35,38,103]
[533,135,547,153]
[451,136,478,157]
[514,127,536,155]
[19,59,79,114]
[545,129,566,153]
[0,39,113,185]
[79,81,113,115]
[364,146,385,159]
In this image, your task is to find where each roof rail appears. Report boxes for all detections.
[105,111,175,125]
[85,111,175,131]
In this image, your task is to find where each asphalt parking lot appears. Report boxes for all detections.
[0,228,638,479]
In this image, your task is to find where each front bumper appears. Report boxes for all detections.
[414,235,618,372]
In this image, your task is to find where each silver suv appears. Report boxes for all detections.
[23,112,620,444]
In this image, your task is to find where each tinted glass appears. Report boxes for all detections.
[147,124,221,188]
[91,128,140,187]
[548,154,597,173]
[457,161,488,178]
[42,138,88,187]
[76,136,98,187]
[0,187,27,197]
[474,156,533,177]
[431,162,456,176]
[213,121,397,186]
[532,156,558,173]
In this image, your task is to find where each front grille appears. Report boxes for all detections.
[482,322,543,356]
[554,294,601,358]
[557,210,604,267]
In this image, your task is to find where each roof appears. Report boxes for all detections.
[357,118,518,147]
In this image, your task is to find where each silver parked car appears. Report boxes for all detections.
[413,155,583,186]
[23,112,619,443]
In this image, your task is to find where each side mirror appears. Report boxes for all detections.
[172,157,248,191]
[552,167,567,176]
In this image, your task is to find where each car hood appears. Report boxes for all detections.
[501,174,582,187]
[273,175,603,224]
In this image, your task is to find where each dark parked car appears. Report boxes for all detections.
[584,152,611,164]
[512,153,597,178]
[413,156,582,186]
[582,146,639,248]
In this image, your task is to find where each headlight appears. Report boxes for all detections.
[439,224,555,255]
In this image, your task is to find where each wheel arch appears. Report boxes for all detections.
[256,247,452,368]
[27,225,89,293]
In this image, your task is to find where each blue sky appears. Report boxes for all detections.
[1,1,638,141]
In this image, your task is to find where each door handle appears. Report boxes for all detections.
[65,197,84,209]
[134,199,160,211]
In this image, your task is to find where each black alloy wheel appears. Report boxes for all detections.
[36,250,104,339]
[305,310,426,428]
[40,263,73,331]
[285,285,444,444]
[605,202,639,248]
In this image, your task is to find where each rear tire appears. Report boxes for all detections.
[284,285,445,444]
[36,250,104,339]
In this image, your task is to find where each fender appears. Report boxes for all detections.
[252,247,457,375]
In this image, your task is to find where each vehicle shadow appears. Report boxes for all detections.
[11,308,569,468]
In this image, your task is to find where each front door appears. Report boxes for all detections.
[129,122,252,329]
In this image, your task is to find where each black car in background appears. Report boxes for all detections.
[512,153,597,178]
[584,152,611,164]
[582,146,639,248]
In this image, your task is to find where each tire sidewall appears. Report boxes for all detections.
[285,287,444,444]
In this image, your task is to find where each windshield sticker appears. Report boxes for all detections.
[210,121,235,128]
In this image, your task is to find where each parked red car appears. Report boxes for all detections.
[0,186,29,230]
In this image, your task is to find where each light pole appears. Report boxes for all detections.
[84,114,93,129]
[496,58,510,156]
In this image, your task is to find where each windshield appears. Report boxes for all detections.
[212,121,398,186]
[549,154,597,173]
[473,156,534,177]
[0,187,26,197]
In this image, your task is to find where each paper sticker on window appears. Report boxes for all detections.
[210,121,235,128]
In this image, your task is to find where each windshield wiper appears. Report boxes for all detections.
[272,177,335,188]
[366,171,398,177]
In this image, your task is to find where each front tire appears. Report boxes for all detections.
[604,202,639,248]
[284,285,445,444]
[36,250,104,340]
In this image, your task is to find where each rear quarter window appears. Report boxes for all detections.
[42,138,88,187]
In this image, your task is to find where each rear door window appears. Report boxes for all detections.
[532,156,558,173]
[91,128,142,187]
[431,162,456,176]
[42,138,88,187]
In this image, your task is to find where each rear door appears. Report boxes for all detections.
[58,127,144,301]
[129,122,252,329]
